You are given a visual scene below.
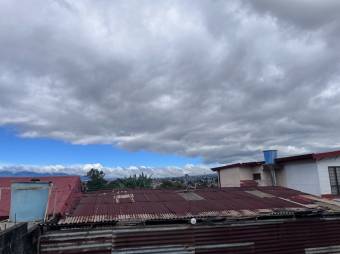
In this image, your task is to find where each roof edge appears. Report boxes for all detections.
[211,149,340,171]
[211,161,264,171]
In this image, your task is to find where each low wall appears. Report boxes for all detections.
[0,222,40,254]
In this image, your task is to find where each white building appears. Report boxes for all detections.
[211,150,340,196]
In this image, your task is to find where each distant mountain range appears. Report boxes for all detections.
[0,170,70,177]
[0,170,216,183]
[0,170,91,182]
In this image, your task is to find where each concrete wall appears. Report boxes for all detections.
[317,157,340,195]
[218,156,340,195]
[219,167,241,187]
[252,166,272,186]
[239,168,252,182]
[276,161,321,195]
[219,166,272,187]
[0,222,40,254]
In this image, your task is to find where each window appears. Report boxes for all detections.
[253,173,261,181]
[328,167,340,195]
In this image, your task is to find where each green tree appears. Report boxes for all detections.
[106,173,152,189]
[86,168,107,191]
[120,172,152,189]
[160,180,185,189]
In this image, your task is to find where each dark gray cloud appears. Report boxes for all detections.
[1,0,340,164]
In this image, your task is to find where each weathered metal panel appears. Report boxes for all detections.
[0,176,82,218]
[41,217,340,254]
[305,245,340,254]
[59,187,321,225]
[40,229,113,254]
[9,182,50,222]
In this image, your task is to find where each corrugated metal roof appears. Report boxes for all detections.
[0,176,82,218]
[58,187,333,225]
[41,217,340,254]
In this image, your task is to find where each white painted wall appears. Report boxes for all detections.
[239,168,253,181]
[253,166,272,186]
[316,157,340,195]
[218,156,340,195]
[219,167,241,187]
[276,161,321,195]
[219,165,272,187]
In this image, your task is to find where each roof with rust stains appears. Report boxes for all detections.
[0,176,82,218]
[58,186,340,225]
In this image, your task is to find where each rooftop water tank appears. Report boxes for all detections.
[263,150,277,165]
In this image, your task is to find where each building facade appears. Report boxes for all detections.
[212,150,340,196]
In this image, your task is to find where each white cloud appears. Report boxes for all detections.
[1,0,340,164]
[0,163,212,178]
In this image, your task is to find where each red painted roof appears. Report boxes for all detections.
[59,186,322,225]
[0,176,82,218]
[313,150,340,160]
[212,149,340,171]
[211,161,264,171]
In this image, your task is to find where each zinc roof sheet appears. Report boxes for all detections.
[59,186,328,225]
[0,176,82,218]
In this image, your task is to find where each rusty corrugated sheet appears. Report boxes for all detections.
[41,217,340,254]
[0,176,82,218]
[59,187,322,225]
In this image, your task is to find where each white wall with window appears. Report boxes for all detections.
[276,161,321,196]
[317,157,340,195]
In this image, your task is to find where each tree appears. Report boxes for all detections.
[160,180,185,189]
[86,168,107,191]
[120,172,152,189]
[106,172,152,189]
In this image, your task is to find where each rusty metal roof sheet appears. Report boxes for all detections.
[58,186,336,225]
[0,176,82,218]
[41,217,340,254]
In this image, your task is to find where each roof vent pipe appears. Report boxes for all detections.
[263,150,277,165]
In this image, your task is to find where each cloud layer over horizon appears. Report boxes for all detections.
[0,163,211,178]
[1,0,340,164]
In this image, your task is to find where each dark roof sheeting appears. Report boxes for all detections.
[58,187,336,225]
[41,217,340,254]
[211,161,263,171]
[0,176,82,218]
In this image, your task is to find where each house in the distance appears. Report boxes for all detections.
[211,150,340,196]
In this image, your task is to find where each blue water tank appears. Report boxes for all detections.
[263,150,277,164]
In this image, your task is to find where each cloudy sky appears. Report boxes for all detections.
[1,0,340,177]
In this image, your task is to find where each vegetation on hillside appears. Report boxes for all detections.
[86,169,152,191]
[85,168,218,191]
[86,168,107,190]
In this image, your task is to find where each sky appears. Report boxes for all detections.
[1,0,340,177]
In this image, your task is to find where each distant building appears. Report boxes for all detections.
[211,150,340,196]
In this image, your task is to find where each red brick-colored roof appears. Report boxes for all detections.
[0,176,82,219]
[313,150,340,160]
[59,186,318,225]
[211,161,264,171]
